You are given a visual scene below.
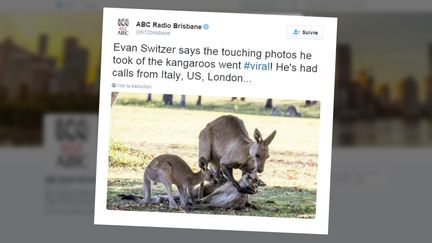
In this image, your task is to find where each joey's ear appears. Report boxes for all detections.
[254,129,263,143]
[263,130,277,146]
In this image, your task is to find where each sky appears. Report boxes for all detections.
[336,13,432,84]
[0,12,102,84]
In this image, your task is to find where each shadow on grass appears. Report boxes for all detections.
[107,178,316,218]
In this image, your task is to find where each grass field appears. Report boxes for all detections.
[107,93,319,218]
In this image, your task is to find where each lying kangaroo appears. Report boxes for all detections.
[121,171,260,210]
[197,172,260,209]
[198,115,276,194]
[141,154,213,208]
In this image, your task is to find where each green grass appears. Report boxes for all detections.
[107,171,316,218]
[109,140,153,167]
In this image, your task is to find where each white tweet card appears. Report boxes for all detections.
[95,7,337,234]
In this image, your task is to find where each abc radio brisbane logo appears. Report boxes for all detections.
[118,18,129,35]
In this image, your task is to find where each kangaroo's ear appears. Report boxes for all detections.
[254,129,263,143]
[263,130,277,146]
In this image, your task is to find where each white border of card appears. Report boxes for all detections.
[95,8,337,234]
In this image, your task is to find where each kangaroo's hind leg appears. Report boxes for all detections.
[187,186,197,205]
[162,182,178,209]
[157,166,178,208]
[198,127,212,171]
[177,186,187,208]
[142,169,152,204]
[198,128,213,198]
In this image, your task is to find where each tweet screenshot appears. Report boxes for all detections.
[95,8,337,234]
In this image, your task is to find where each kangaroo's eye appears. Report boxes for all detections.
[255,154,260,158]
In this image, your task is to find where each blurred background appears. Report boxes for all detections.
[0,0,431,242]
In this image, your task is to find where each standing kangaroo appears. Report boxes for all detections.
[142,154,213,208]
[198,115,276,194]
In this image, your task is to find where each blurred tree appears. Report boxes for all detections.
[231,97,246,101]
[163,94,173,105]
[196,96,202,106]
[180,95,186,108]
[111,92,119,106]
[305,100,318,107]
[265,99,273,109]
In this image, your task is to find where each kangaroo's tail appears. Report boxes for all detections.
[117,169,152,205]
[118,194,145,204]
